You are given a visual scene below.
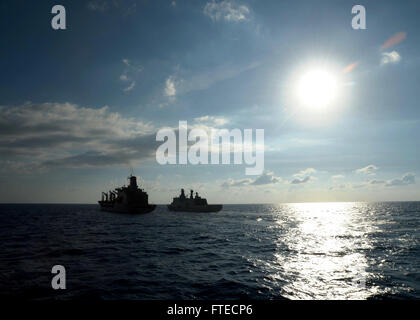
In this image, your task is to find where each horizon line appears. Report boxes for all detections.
[1,200,420,206]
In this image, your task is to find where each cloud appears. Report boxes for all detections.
[222,171,281,187]
[344,180,384,189]
[368,179,385,185]
[381,51,401,65]
[288,168,316,185]
[164,76,176,97]
[122,59,143,71]
[204,0,250,22]
[290,176,312,185]
[222,178,252,188]
[252,171,282,185]
[332,174,345,179]
[158,61,259,106]
[87,0,109,11]
[381,32,407,50]
[0,102,156,171]
[194,115,228,127]
[386,173,415,187]
[335,174,414,190]
[329,183,348,191]
[293,168,316,178]
[119,58,143,91]
[123,81,136,92]
[169,61,260,98]
[354,165,378,175]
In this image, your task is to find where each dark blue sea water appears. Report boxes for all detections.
[0,202,419,300]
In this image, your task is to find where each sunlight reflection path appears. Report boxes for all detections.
[269,202,381,299]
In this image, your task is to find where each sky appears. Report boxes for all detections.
[0,0,419,204]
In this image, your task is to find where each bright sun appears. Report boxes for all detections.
[297,69,338,109]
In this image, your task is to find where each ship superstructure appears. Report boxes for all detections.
[168,189,222,212]
[98,175,156,214]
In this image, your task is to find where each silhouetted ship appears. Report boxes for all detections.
[98,175,156,214]
[168,189,222,212]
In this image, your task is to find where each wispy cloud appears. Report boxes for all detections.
[252,171,282,185]
[331,173,415,190]
[368,179,385,185]
[386,173,415,187]
[354,164,378,175]
[222,178,252,187]
[123,81,136,92]
[163,61,260,100]
[289,168,316,185]
[222,171,281,187]
[164,76,176,97]
[120,74,129,81]
[293,168,316,178]
[332,174,345,179]
[290,176,312,185]
[119,58,143,92]
[381,51,401,65]
[87,0,109,12]
[204,0,250,22]
[194,115,229,127]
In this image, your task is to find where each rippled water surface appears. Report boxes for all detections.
[0,202,419,299]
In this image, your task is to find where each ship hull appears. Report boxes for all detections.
[99,202,156,214]
[167,204,222,213]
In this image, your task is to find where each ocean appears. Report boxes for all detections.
[0,202,419,300]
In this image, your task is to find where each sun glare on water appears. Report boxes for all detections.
[297,69,338,109]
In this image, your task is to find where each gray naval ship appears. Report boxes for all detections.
[168,189,222,212]
[98,175,156,214]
